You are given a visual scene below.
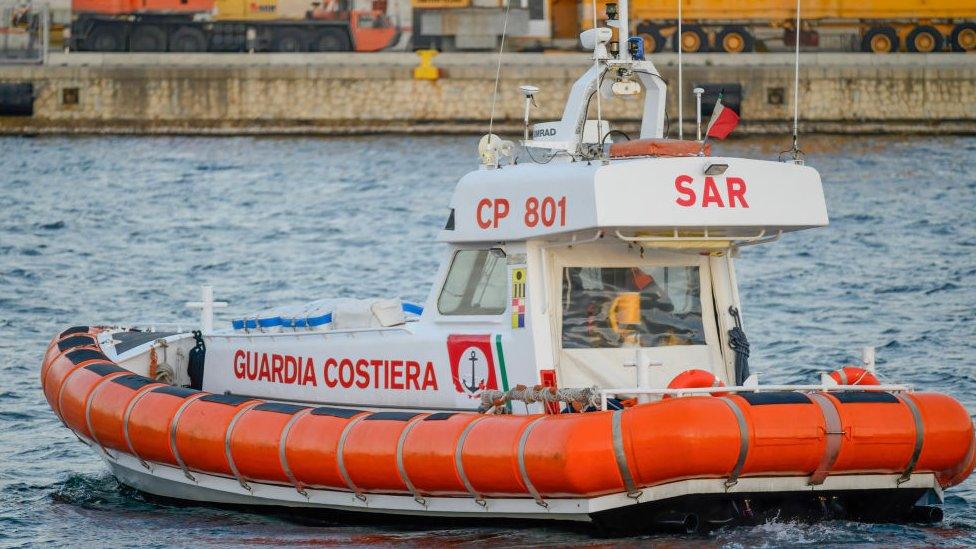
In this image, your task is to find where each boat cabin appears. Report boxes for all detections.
[106,154,826,415]
[425,153,828,412]
[99,31,827,415]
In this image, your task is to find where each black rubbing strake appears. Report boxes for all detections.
[66,348,108,365]
[832,391,900,404]
[84,363,126,377]
[424,412,457,421]
[151,386,201,398]
[365,411,422,422]
[739,392,812,406]
[310,406,365,419]
[57,335,96,352]
[199,394,255,407]
[59,326,90,338]
[111,375,157,390]
[253,402,309,415]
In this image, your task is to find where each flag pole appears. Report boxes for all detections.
[677,0,683,140]
[699,90,721,155]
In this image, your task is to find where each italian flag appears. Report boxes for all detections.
[705,96,740,140]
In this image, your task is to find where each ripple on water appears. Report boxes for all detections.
[0,134,974,546]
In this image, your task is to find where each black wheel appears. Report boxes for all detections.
[273,30,305,52]
[716,26,754,53]
[635,22,665,53]
[170,27,207,52]
[671,25,708,53]
[950,22,976,52]
[130,25,166,52]
[312,29,350,51]
[88,25,124,52]
[906,25,944,53]
[861,26,899,53]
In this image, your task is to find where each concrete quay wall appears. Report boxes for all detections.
[0,52,973,135]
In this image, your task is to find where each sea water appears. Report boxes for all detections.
[1,135,974,547]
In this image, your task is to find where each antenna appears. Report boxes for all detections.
[789,0,804,162]
[519,84,539,141]
[486,0,513,142]
[677,0,683,139]
[591,0,603,139]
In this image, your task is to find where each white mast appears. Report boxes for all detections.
[791,0,803,161]
[619,0,630,60]
[677,0,683,139]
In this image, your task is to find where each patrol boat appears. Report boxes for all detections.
[42,2,974,534]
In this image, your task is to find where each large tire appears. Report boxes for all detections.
[716,26,754,53]
[861,26,899,53]
[88,25,124,52]
[170,27,207,52]
[635,22,665,53]
[906,25,944,53]
[671,25,708,53]
[312,29,350,52]
[130,25,167,52]
[950,23,976,52]
[273,30,305,52]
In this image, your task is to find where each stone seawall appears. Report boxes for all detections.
[0,52,974,135]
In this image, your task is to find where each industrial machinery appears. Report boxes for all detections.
[410,0,548,51]
[67,0,399,52]
[582,0,976,53]
[410,0,976,53]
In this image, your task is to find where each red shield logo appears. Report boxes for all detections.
[447,334,498,398]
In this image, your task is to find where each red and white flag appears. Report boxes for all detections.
[705,97,740,140]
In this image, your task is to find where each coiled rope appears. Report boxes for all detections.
[479,385,600,414]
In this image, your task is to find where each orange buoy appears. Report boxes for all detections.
[664,369,726,398]
[608,138,710,158]
[829,366,880,386]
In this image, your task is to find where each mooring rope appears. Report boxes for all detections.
[479,385,601,414]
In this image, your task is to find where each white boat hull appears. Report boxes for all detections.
[87,435,941,522]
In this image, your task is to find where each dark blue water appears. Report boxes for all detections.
[1,135,974,547]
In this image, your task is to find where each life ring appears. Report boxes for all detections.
[828,366,880,386]
[664,369,726,398]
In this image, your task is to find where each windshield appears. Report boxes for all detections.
[561,266,706,348]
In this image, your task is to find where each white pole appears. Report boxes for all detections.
[862,346,876,373]
[619,0,630,60]
[203,286,215,333]
[677,0,683,139]
[186,285,227,334]
[693,86,704,141]
[592,0,602,136]
[791,0,801,156]
[486,0,511,142]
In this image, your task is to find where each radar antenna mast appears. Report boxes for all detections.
[786,0,805,163]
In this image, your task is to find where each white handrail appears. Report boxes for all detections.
[614,228,782,245]
[598,383,911,410]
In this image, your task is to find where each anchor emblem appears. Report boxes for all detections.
[447,335,498,399]
[462,349,483,393]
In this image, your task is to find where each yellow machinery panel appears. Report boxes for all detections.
[214,0,314,20]
[411,0,470,9]
[599,0,976,22]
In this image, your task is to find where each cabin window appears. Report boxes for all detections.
[437,249,508,316]
[561,266,706,348]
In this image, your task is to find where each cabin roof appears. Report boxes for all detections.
[439,155,828,244]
